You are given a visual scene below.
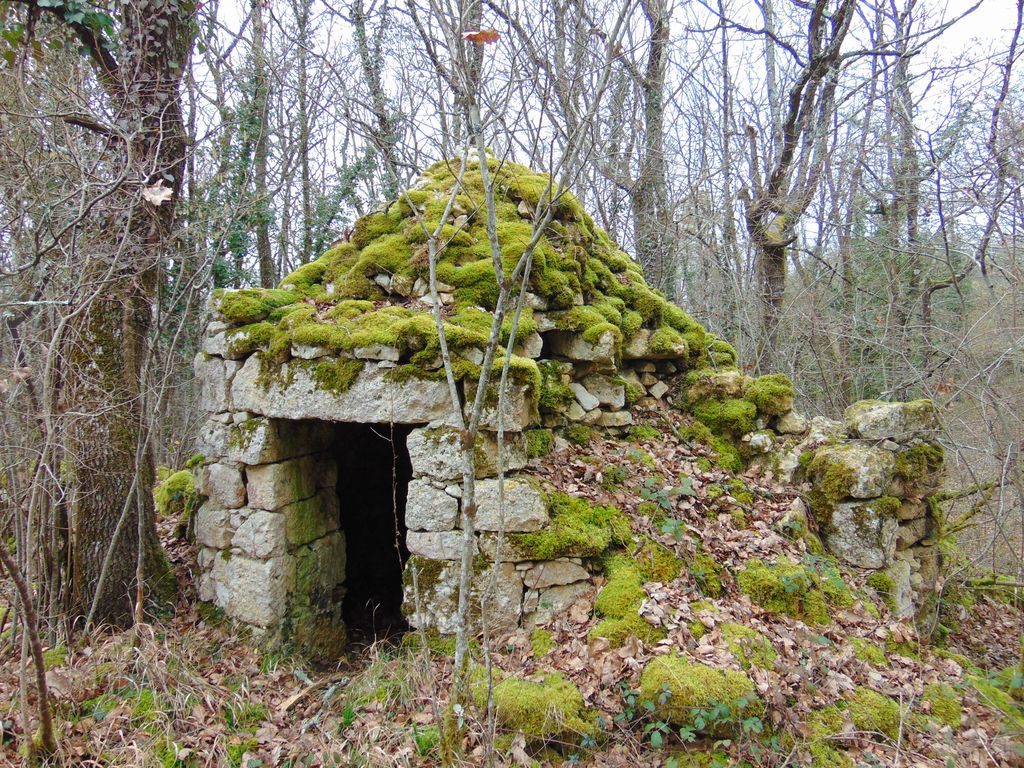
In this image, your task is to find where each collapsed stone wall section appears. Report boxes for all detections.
[756,398,945,619]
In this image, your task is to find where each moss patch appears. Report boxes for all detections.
[639,655,760,735]
[847,687,903,741]
[510,492,630,560]
[736,558,831,624]
[850,637,887,666]
[923,683,961,729]
[474,671,596,745]
[525,428,554,458]
[590,555,665,647]
[745,373,794,417]
[530,628,554,656]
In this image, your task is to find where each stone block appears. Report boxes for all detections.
[196,504,233,549]
[522,559,589,589]
[775,411,808,435]
[464,379,538,432]
[247,455,318,511]
[825,500,899,569]
[547,329,617,365]
[407,530,475,560]
[896,518,930,550]
[292,344,330,360]
[226,555,294,627]
[316,457,338,490]
[406,478,460,531]
[569,382,600,411]
[647,381,669,400]
[232,509,287,558]
[283,489,339,547]
[295,531,347,602]
[195,353,233,412]
[522,581,594,626]
[223,418,331,465]
[354,344,401,362]
[808,444,895,499]
[596,411,633,428]
[403,558,522,634]
[514,331,544,359]
[477,533,535,562]
[231,355,458,424]
[844,399,939,441]
[406,427,527,481]
[199,462,246,509]
[474,477,548,532]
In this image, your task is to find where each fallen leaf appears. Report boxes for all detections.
[463,28,500,44]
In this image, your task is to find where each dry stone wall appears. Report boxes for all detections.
[192,287,697,655]
[759,398,944,619]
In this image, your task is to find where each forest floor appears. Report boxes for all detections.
[2,404,1023,767]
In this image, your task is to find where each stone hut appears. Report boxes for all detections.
[193,158,945,657]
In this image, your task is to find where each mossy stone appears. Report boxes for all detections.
[847,687,903,741]
[639,656,760,735]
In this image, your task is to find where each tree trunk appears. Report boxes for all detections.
[252,0,275,287]
[633,0,673,295]
[60,0,191,628]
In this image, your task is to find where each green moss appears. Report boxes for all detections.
[805,707,853,768]
[720,623,777,669]
[639,656,760,735]
[510,492,630,559]
[893,442,945,490]
[867,572,897,610]
[594,556,646,616]
[225,702,269,732]
[308,357,364,394]
[923,683,961,729]
[745,373,794,417]
[687,601,718,639]
[525,428,554,458]
[590,556,666,647]
[690,552,724,598]
[850,637,887,666]
[153,468,199,524]
[218,288,300,324]
[226,738,259,767]
[530,628,554,656]
[630,540,679,581]
[736,558,830,624]
[538,360,573,413]
[693,397,756,436]
[847,687,902,741]
[41,646,67,669]
[473,671,596,744]
[967,675,1024,730]
[627,424,661,442]
[563,424,594,446]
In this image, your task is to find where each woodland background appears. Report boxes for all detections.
[0,0,1023,680]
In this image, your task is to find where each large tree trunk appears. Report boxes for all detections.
[65,278,170,625]
[60,0,192,628]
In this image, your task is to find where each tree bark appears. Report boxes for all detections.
[58,0,192,628]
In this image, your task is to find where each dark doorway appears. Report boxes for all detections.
[333,422,414,643]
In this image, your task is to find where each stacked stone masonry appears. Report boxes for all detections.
[758,398,945,618]
[194,288,694,656]
[196,292,948,654]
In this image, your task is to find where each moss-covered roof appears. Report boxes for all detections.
[211,157,735,386]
